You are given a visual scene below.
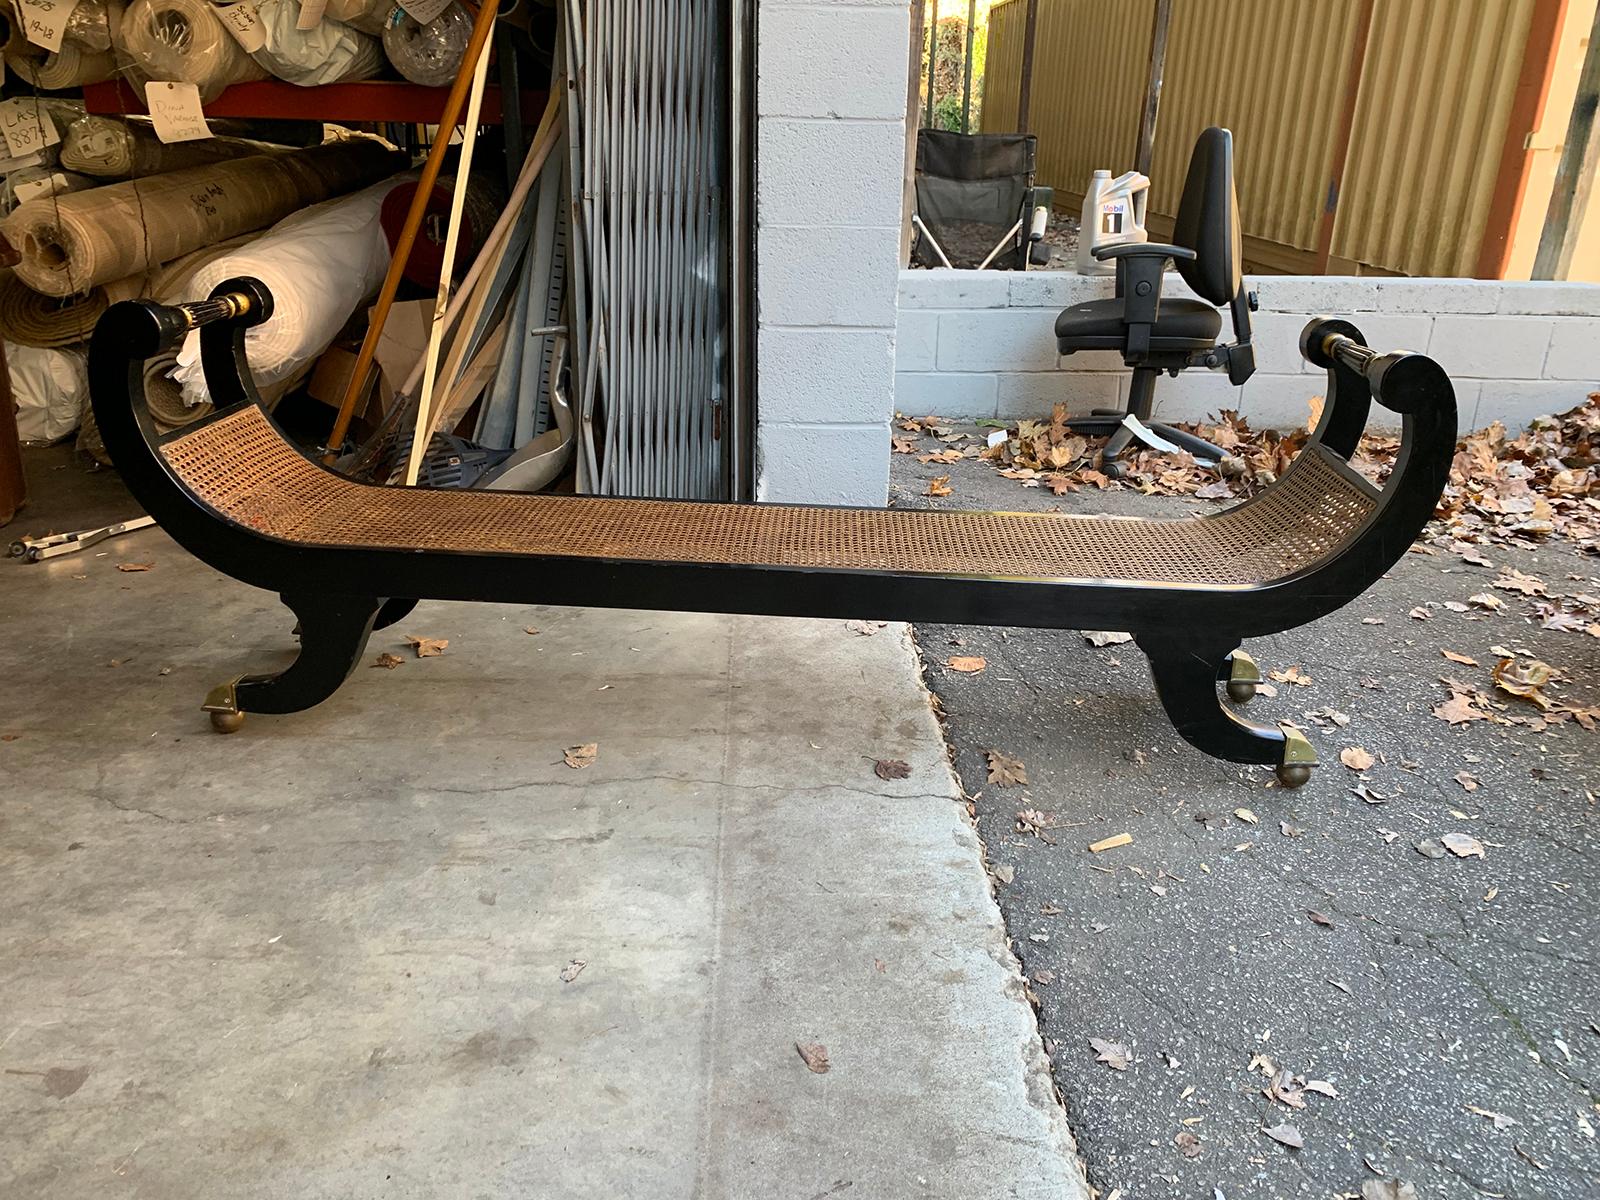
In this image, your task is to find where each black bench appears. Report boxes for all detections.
[88,280,1457,787]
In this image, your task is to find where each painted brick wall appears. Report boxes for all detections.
[754,0,909,505]
[897,272,1600,433]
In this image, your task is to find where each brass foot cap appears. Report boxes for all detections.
[210,710,245,734]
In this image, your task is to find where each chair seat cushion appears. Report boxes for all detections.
[1056,297,1223,345]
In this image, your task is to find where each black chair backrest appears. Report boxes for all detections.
[1171,127,1241,306]
[916,129,1037,180]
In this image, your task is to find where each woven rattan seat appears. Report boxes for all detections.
[161,406,1376,587]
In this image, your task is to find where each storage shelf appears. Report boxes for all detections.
[82,79,546,126]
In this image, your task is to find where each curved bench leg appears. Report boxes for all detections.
[203,592,383,732]
[1136,635,1317,787]
[375,597,418,631]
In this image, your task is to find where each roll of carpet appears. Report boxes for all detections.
[119,0,267,102]
[60,113,280,177]
[379,172,503,287]
[66,0,121,51]
[250,0,383,85]
[382,2,469,87]
[3,138,401,296]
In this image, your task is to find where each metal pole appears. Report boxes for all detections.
[1016,0,1039,132]
[925,1,937,128]
[1134,0,1173,177]
[902,0,926,262]
[960,0,976,134]
[1533,0,1600,280]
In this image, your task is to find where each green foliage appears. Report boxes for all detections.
[920,12,987,133]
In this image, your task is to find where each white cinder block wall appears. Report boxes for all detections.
[898,271,1600,433]
[754,0,909,505]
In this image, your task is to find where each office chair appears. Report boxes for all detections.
[911,129,1054,270]
[1054,126,1256,475]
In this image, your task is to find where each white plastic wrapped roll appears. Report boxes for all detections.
[250,0,384,86]
[324,0,389,36]
[119,0,268,102]
[382,1,469,87]
[171,178,396,406]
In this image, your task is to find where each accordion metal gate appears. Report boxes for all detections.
[561,0,753,501]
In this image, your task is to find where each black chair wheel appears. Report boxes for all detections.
[1226,679,1257,703]
[1275,763,1312,789]
[1099,458,1125,480]
[210,710,245,734]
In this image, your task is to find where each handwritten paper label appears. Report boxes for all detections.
[19,0,81,53]
[13,170,71,205]
[217,1,267,51]
[144,81,213,144]
[396,0,452,25]
[0,98,61,160]
[295,0,326,29]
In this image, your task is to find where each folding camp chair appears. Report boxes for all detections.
[910,130,1054,271]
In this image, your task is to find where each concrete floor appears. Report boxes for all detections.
[1,448,1084,1199]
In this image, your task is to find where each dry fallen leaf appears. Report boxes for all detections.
[404,635,449,658]
[371,652,404,669]
[1174,1130,1203,1159]
[1340,746,1376,772]
[559,959,587,983]
[523,626,540,635]
[563,743,598,769]
[1307,910,1334,928]
[1089,832,1134,854]
[1260,1122,1304,1150]
[1441,831,1486,859]
[1492,657,1553,708]
[1361,1180,1418,1200]
[845,619,887,636]
[1233,807,1259,825]
[1433,693,1489,725]
[1465,1104,1519,1130]
[1493,568,1546,596]
[985,749,1027,787]
[1441,650,1479,666]
[795,1042,830,1073]
[116,562,154,572]
[1084,630,1133,647]
[874,758,910,780]
[925,475,952,498]
[1455,771,1479,792]
[947,655,987,674]
[1089,1037,1132,1070]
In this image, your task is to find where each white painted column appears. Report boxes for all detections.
[754,0,910,505]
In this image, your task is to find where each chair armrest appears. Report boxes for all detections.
[1092,242,1197,261]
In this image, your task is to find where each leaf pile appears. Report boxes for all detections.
[893,391,1600,552]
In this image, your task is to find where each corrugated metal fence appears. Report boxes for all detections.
[984,0,1538,277]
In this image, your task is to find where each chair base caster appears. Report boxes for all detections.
[210,709,245,734]
[1227,679,1257,703]
[1099,458,1125,480]
[1275,763,1312,788]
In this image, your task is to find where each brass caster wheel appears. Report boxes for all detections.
[210,709,245,734]
[1275,763,1312,789]
[1227,679,1257,703]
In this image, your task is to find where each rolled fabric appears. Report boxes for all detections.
[0,272,107,347]
[60,113,281,177]
[0,0,118,85]
[170,177,396,406]
[5,41,117,86]
[3,138,402,296]
[119,0,267,102]
[251,0,383,85]
[379,171,503,286]
[382,2,468,87]
[325,0,389,36]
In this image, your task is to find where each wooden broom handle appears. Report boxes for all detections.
[323,0,503,462]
